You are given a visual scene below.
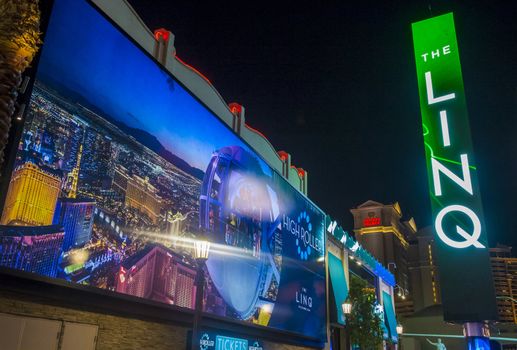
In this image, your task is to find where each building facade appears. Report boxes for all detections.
[111,163,165,225]
[116,245,197,308]
[1,162,61,226]
[53,197,96,251]
[407,226,441,313]
[326,218,399,350]
[351,200,416,316]
[0,225,64,277]
[399,234,517,350]
[125,175,163,224]
[490,245,517,324]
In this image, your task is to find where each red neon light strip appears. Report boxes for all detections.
[175,55,212,85]
[245,124,270,141]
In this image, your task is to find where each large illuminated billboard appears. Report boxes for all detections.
[412,13,497,321]
[0,0,326,341]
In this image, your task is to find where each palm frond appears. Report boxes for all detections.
[0,0,42,71]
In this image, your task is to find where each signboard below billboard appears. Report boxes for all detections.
[188,330,264,350]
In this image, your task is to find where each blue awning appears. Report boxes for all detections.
[328,252,349,325]
[382,291,398,343]
[380,313,389,340]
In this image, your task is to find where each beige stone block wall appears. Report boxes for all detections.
[0,289,188,349]
[262,340,315,350]
[0,288,317,350]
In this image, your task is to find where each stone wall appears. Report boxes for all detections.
[0,288,188,349]
[0,288,316,350]
[263,341,315,350]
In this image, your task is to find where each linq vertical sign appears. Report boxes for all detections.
[412,13,497,322]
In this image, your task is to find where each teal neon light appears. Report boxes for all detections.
[328,252,349,325]
[324,215,395,286]
[382,291,398,343]
[215,335,248,350]
[402,333,517,343]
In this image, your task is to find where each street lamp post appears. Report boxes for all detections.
[387,262,397,272]
[396,323,404,350]
[191,238,211,350]
[394,285,409,300]
[342,301,352,315]
[343,300,352,350]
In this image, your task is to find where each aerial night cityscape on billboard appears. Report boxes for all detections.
[0,0,514,350]
[1,0,327,341]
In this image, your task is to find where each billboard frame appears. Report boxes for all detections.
[0,0,327,346]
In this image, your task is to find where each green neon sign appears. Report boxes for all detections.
[412,13,497,321]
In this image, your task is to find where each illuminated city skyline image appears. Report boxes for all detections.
[0,0,326,341]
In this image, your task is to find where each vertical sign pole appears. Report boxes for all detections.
[411,12,497,344]
[463,322,491,350]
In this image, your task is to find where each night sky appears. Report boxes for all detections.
[40,0,249,172]
[125,1,517,247]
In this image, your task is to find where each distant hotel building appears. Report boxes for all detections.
[407,226,441,311]
[112,165,163,224]
[0,225,64,277]
[53,197,96,251]
[1,162,61,226]
[490,245,517,324]
[351,200,416,316]
[112,165,129,196]
[116,245,197,308]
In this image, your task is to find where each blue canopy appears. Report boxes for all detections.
[328,253,349,325]
[382,291,398,343]
[380,311,389,340]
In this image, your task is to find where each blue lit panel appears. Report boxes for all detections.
[0,0,326,341]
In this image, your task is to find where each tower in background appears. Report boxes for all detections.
[66,143,83,199]
[351,200,416,316]
[408,226,441,312]
[52,197,96,251]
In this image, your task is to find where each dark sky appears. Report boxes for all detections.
[125,0,517,247]
[40,0,248,172]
